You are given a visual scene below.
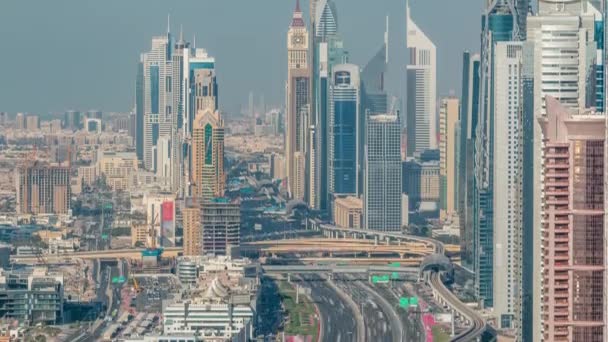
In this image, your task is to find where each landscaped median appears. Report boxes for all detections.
[277,280,320,342]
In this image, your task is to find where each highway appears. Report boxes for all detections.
[336,276,401,342]
[297,274,359,342]
[429,271,486,341]
[312,221,446,255]
[262,264,419,275]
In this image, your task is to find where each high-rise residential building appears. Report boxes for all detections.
[364,114,401,231]
[170,31,188,197]
[141,27,173,171]
[136,59,145,161]
[328,64,361,205]
[179,47,218,197]
[403,159,440,205]
[587,2,604,112]
[182,198,202,256]
[269,153,287,181]
[15,112,26,130]
[538,97,605,342]
[16,163,70,215]
[406,4,436,156]
[156,136,171,188]
[286,0,310,201]
[200,198,240,256]
[474,0,516,311]
[26,115,39,130]
[439,97,459,221]
[457,51,480,270]
[96,151,138,191]
[191,108,224,201]
[63,110,82,131]
[492,41,524,332]
[310,0,346,211]
[524,4,597,340]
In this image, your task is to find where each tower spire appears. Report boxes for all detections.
[193,34,196,49]
[179,24,184,42]
[167,13,171,35]
[291,0,305,27]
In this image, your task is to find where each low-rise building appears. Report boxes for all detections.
[333,196,363,229]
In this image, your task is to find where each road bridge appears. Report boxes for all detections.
[244,238,435,258]
[11,247,183,264]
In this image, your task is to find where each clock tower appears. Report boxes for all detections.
[285,0,310,201]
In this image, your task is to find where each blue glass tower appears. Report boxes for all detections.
[328,64,360,198]
[474,2,514,309]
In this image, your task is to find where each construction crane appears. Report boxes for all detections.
[132,276,142,293]
[147,213,159,250]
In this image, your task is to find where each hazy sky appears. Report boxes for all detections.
[0,0,481,116]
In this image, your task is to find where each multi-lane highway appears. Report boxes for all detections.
[336,276,401,342]
[297,274,359,342]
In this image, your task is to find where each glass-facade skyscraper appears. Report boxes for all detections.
[328,64,360,199]
[364,114,401,231]
[474,1,514,310]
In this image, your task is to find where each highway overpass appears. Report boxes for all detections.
[10,247,183,264]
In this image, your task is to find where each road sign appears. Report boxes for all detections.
[389,262,401,267]
[391,272,399,280]
[111,277,119,283]
[372,275,390,284]
[399,297,418,308]
[410,297,419,306]
[101,234,108,240]
[118,276,126,283]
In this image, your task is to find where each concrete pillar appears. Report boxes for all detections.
[374,236,378,245]
[400,253,405,259]
[287,273,291,282]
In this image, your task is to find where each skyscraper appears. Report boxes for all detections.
[191,108,224,201]
[538,97,605,342]
[457,51,480,270]
[63,110,82,131]
[492,41,523,332]
[16,162,70,215]
[364,114,401,231]
[183,48,218,197]
[136,59,145,161]
[362,18,389,116]
[200,198,240,256]
[170,29,189,197]
[439,97,459,221]
[310,0,346,211]
[156,136,171,188]
[141,28,173,171]
[474,0,515,311]
[285,0,310,201]
[406,5,436,156]
[328,64,361,202]
[524,4,597,340]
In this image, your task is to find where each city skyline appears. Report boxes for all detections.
[0,0,481,116]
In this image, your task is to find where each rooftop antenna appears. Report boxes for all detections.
[385,15,389,64]
[193,34,196,49]
[167,13,171,35]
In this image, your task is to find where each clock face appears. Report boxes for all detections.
[291,34,304,46]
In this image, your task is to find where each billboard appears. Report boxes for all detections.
[161,201,175,246]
